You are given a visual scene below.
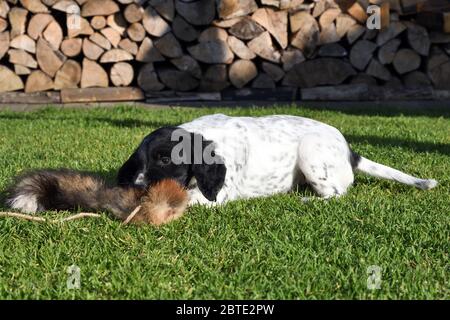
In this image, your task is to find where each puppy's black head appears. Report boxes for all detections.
[117,126,226,202]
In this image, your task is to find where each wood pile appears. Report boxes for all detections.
[0,0,450,101]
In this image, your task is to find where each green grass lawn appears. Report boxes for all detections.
[0,105,448,299]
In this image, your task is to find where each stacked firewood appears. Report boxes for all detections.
[0,0,450,95]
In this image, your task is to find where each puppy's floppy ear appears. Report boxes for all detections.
[117,150,141,186]
[192,162,226,202]
[191,136,226,202]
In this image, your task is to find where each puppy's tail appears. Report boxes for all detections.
[5,169,144,219]
[352,152,438,190]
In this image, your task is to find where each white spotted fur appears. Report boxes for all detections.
[7,194,38,214]
[179,114,437,205]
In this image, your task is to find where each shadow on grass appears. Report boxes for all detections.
[300,103,450,118]
[0,113,176,129]
[347,135,450,156]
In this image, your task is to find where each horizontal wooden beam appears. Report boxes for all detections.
[146,91,222,103]
[222,88,298,101]
[0,91,60,104]
[60,87,145,103]
[300,84,434,101]
[301,84,370,101]
[0,86,448,105]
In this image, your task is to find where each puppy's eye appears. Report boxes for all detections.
[159,156,171,165]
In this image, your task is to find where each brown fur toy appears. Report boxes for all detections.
[125,179,188,226]
[4,169,189,226]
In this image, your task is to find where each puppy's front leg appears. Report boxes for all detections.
[188,189,219,206]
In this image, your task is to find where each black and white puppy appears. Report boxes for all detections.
[118,114,437,206]
[118,126,226,203]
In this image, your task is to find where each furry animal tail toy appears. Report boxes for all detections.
[5,169,188,226]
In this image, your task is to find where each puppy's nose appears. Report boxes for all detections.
[134,173,146,186]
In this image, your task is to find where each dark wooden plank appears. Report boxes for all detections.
[61,87,145,103]
[221,87,297,101]
[146,91,221,103]
[369,86,434,100]
[301,84,370,101]
[301,85,434,101]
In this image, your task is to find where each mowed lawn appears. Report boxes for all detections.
[0,105,448,300]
